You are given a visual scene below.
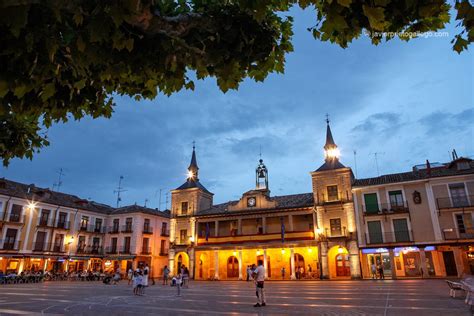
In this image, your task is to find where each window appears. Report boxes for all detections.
[111,238,118,252]
[367,221,383,243]
[39,209,50,226]
[364,193,379,214]
[180,229,187,244]
[78,236,86,252]
[393,219,410,242]
[58,212,67,228]
[113,219,120,232]
[160,240,166,254]
[125,218,133,232]
[330,218,342,236]
[123,237,131,253]
[161,222,168,235]
[4,228,18,250]
[327,185,339,202]
[144,219,151,232]
[9,204,23,222]
[142,238,149,253]
[449,183,469,207]
[34,231,47,251]
[54,234,64,252]
[80,216,89,230]
[389,190,404,208]
[92,237,100,253]
[181,202,188,215]
[456,214,473,236]
[95,218,102,232]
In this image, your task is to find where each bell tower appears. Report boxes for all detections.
[256,159,268,190]
[310,116,360,279]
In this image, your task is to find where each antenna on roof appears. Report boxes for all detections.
[144,198,148,207]
[52,168,65,191]
[452,149,459,160]
[353,150,358,178]
[369,152,385,176]
[113,176,127,208]
[165,191,170,210]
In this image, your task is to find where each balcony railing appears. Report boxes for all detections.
[437,195,474,209]
[442,227,474,240]
[316,196,352,206]
[141,247,151,255]
[7,213,25,223]
[55,221,70,230]
[120,246,131,254]
[79,224,106,234]
[159,248,169,256]
[38,218,54,227]
[105,246,118,254]
[161,229,170,237]
[365,230,413,244]
[143,227,153,234]
[121,225,133,233]
[363,201,409,215]
[197,230,315,245]
[76,245,104,255]
[108,226,120,234]
[1,239,21,250]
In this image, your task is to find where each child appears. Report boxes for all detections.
[138,272,145,295]
[132,271,141,295]
[175,273,182,297]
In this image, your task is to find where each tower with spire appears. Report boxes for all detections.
[310,116,360,279]
[169,143,214,277]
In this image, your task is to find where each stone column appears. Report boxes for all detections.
[238,250,243,280]
[215,221,219,237]
[290,248,296,280]
[169,249,175,275]
[263,249,268,279]
[189,248,195,279]
[214,250,219,280]
[419,247,429,278]
[389,248,397,279]
[321,242,329,279]
[348,240,361,279]
[238,219,242,236]
[289,215,294,232]
[262,217,267,234]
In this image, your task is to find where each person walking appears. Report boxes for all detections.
[281,267,286,279]
[163,265,170,285]
[143,264,149,287]
[253,260,266,307]
[127,268,133,285]
[176,272,182,297]
[371,262,377,279]
[378,264,384,279]
[183,266,190,288]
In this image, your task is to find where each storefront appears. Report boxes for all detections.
[0,256,23,273]
[103,256,134,276]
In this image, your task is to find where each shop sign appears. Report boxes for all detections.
[362,248,389,254]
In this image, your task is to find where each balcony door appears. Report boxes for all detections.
[364,193,379,214]
[4,228,18,249]
[393,219,410,242]
[34,231,47,251]
[367,221,383,244]
[449,183,469,207]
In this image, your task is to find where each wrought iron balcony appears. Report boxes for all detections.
[79,224,106,234]
[108,226,120,234]
[159,248,169,256]
[141,247,151,255]
[7,213,25,223]
[365,230,413,244]
[76,245,104,255]
[160,229,170,237]
[437,195,474,209]
[120,246,131,254]
[363,201,409,215]
[1,239,21,250]
[143,226,153,234]
[105,246,118,254]
[55,221,70,230]
[442,227,474,240]
[121,224,133,233]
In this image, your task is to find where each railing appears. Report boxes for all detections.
[442,227,474,240]
[365,230,413,244]
[51,244,66,252]
[7,213,25,223]
[161,229,170,237]
[143,227,153,234]
[55,221,70,229]
[159,248,169,256]
[79,224,106,234]
[76,245,104,255]
[120,246,131,254]
[363,201,409,215]
[38,218,54,227]
[316,197,352,206]
[197,230,315,245]
[437,195,474,209]
[121,224,133,233]
[108,226,120,234]
[1,239,21,250]
[141,247,151,255]
[105,246,118,254]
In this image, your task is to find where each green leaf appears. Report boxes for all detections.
[337,0,352,8]
[41,83,55,101]
[363,5,386,30]
[0,81,9,98]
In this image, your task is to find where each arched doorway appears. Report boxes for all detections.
[174,252,189,275]
[227,256,239,278]
[335,253,351,276]
[328,246,350,278]
[290,253,305,279]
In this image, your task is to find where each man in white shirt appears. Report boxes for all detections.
[252,260,266,307]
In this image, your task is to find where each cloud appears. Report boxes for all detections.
[419,108,474,136]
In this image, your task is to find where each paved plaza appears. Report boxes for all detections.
[0,280,468,315]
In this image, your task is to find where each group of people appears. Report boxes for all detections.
[371,262,385,279]
[169,264,190,296]
[0,270,45,284]
[126,264,150,295]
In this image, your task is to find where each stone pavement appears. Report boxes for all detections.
[0,279,468,315]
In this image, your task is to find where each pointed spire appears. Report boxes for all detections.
[187,142,199,180]
[324,115,337,150]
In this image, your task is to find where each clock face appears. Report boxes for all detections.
[247,197,256,207]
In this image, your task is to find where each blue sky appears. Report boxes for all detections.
[1,7,473,209]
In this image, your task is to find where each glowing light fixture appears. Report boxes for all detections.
[187,170,194,179]
[325,148,340,160]
[308,248,313,253]
[256,250,261,256]
[27,201,37,209]
[189,236,195,243]
[67,236,74,244]
[338,246,344,254]
[281,249,286,255]
[233,250,237,256]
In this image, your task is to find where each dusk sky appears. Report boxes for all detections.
[1,7,472,210]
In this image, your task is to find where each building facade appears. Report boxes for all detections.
[0,179,169,278]
[353,156,474,278]
[169,122,361,280]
